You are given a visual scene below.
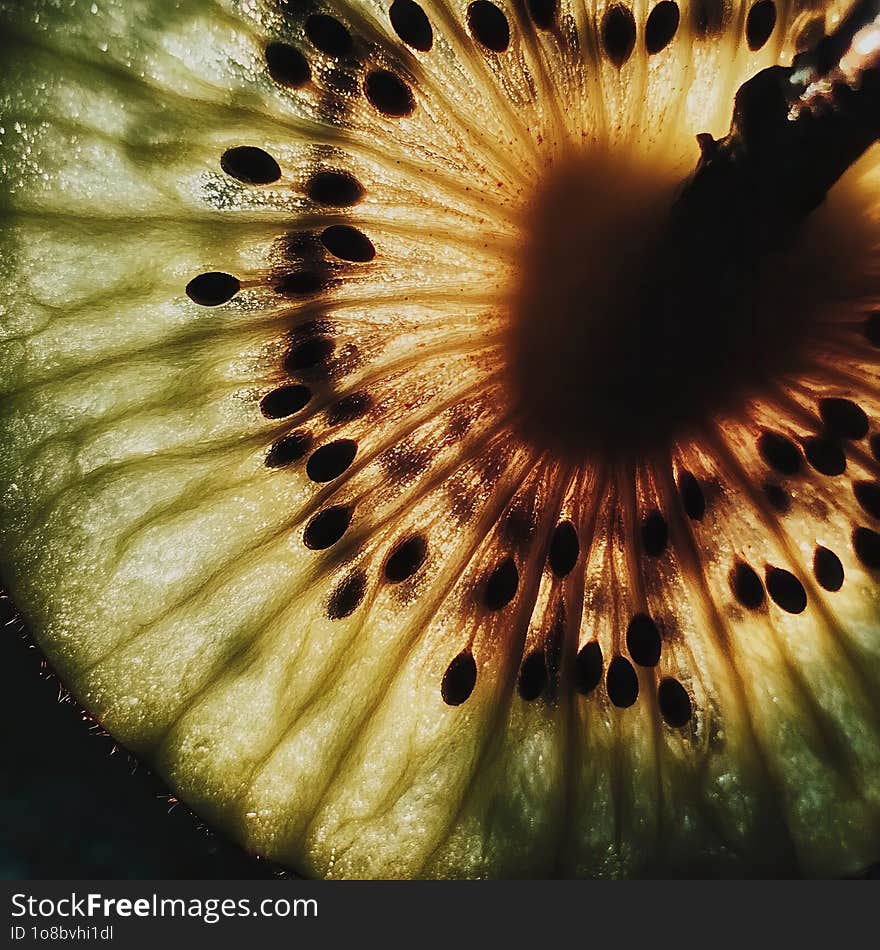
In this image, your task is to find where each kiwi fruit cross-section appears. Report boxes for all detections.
[2,0,880,879]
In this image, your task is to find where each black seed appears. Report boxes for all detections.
[865,313,880,347]
[575,641,603,694]
[326,391,373,425]
[855,481,880,520]
[518,650,547,701]
[276,269,330,297]
[602,5,636,66]
[304,505,352,549]
[626,613,662,667]
[607,656,639,708]
[220,146,281,185]
[321,225,376,262]
[746,0,776,51]
[390,0,434,51]
[306,171,364,206]
[365,69,416,117]
[730,560,765,609]
[284,336,334,373]
[548,521,579,577]
[305,13,353,57]
[658,678,692,727]
[692,0,728,37]
[260,384,312,419]
[467,1,510,52]
[871,434,880,461]
[819,397,869,440]
[185,272,240,306]
[853,526,880,569]
[441,651,477,706]
[758,430,801,475]
[384,535,428,583]
[641,510,668,557]
[678,470,705,520]
[265,41,311,87]
[527,0,558,29]
[484,557,518,610]
[265,430,313,468]
[804,436,846,476]
[763,481,791,513]
[765,566,807,614]
[813,546,844,592]
[306,439,357,482]
[327,569,367,619]
[645,1,680,54]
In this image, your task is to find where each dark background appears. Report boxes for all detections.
[0,593,280,879]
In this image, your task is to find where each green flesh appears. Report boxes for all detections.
[2,0,880,878]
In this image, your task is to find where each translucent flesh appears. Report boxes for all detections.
[1,0,880,877]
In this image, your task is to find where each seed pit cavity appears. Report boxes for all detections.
[813,546,844,592]
[260,384,312,419]
[645,1,680,54]
[607,656,639,708]
[365,69,416,117]
[306,171,364,206]
[658,678,692,727]
[442,651,477,705]
[304,505,352,549]
[390,0,434,51]
[853,526,880,569]
[285,336,335,373]
[745,0,775,51]
[185,272,240,307]
[730,560,765,609]
[328,569,367,619]
[641,510,668,557]
[763,481,790,513]
[321,225,375,262]
[548,521,579,577]
[871,434,880,461]
[305,13,354,57]
[796,16,824,53]
[467,1,511,52]
[692,0,728,37]
[575,641,603,694]
[384,535,428,583]
[819,398,868,440]
[601,5,636,67]
[765,567,807,614]
[327,391,372,424]
[854,481,880,520]
[518,650,547,701]
[265,430,312,468]
[220,146,281,184]
[484,557,518,610]
[758,430,801,475]
[626,613,662,667]
[265,41,310,88]
[865,313,880,347]
[804,436,846,476]
[678,470,705,520]
[527,0,558,29]
[276,269,330,297]
[307,439,357,482]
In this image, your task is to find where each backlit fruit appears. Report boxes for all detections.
[2,0,880,878]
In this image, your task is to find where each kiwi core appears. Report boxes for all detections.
[507,144,877,459]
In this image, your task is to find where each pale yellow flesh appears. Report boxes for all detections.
[1,0,880,878]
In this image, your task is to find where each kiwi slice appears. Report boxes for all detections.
[2,0,880,879]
